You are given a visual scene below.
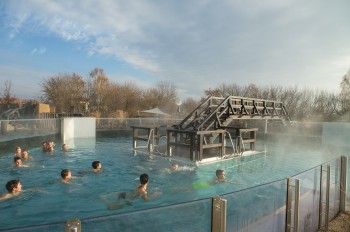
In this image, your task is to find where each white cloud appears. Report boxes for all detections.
[31,47,46,55]
[2,0,350,98]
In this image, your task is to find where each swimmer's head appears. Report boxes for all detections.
[216,169,226,180]
[61,169,71,180]
[170,163,179,171]
[21,149,29,159]
[14,157,22,166]
[140,173,149,185]
[15,147,21,154]
[6,179,21,193]
[62,144,68,151]
[92,161,101,169]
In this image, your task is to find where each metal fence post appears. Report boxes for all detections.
[285,178,300,232]
[324,165,331,230]
[286,177,292,232]
[340,156,348,212]
[66,219,81,232]
[318,165,324,230]
[212,196,227,232]
[294,179,300,232]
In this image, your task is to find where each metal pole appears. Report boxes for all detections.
[285,177,292,232]
[325,165,330,230]
[318,165,323,230]
[294,179,300,232]
[221,199,227,232]
[212,196,227,232]
[340,156,348,212]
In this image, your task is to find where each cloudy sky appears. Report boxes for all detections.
[0,0,350,100]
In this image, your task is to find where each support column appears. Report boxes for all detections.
[340,156,348,212]
[212,196,227,232]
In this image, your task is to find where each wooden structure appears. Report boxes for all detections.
[166,129,226,161]
[132,96,291,164]
[175,96,291,131]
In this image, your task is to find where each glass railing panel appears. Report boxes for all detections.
[96,118,181,130]
[0,222,64,232]
[347,155,350,210]
[0,119,59,142]
[326,158,341,220]
[80,198,212,232]
[293,166,321,232]
[223,179,287,232]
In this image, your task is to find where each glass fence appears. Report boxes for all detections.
[0,118,182,143]
[0,119,348,232]
[0,119,59,142]
[1,156,347,232]
[0,198,213,232]
[223,179,287,232]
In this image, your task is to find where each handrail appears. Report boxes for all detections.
[175,96,292,131]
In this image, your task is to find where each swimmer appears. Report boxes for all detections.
[41,142,47,152]
[135,173,161,200]
[99,173,161,210]
[21,149,33,160]
[47,141,55,152]
[13,157,29,168]
[163,163,179,173]
[170,163,179,171]
[210,169,238,184]
[98,192,133,210]
[91,161,102,173]
[62,143,68,151]
[177,169,237,192]
[0,179,22,201]
[60,169,78,184]
[14,147,21,157]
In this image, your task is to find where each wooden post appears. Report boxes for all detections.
[167,130,172,156]
[199,134,203,161]
[132,127,138,149]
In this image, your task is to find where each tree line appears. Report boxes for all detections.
[2,67,350,122]
[40,67,197,118]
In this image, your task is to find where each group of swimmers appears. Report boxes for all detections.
[0,143,70,201]
[1,144,237,209]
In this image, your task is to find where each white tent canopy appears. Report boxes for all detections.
[140,107,170,116]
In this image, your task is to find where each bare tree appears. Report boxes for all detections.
[339,68,350,114]
[2,80,16,104]
[145,81,177,114]
[41,73,85,113]
[181,97,200,115]
[87,67,110,115]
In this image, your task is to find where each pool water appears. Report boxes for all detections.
[0,136,344,230]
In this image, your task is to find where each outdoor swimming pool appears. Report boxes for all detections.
[0,133,347,231]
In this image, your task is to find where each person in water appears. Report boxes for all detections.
[13,157,29,168]
[162,163,179,173]
[62,144,68,151]
[21,149,33,160]
[183,169,238,190]
[99,173,161,210]
[91,161,102,173]
[0,179,22,201]
[14,147,22,157]
[210,169,238,184]
[47,141,55,152]
[60,169,79,184]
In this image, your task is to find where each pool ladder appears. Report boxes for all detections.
[225,131,246,157]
